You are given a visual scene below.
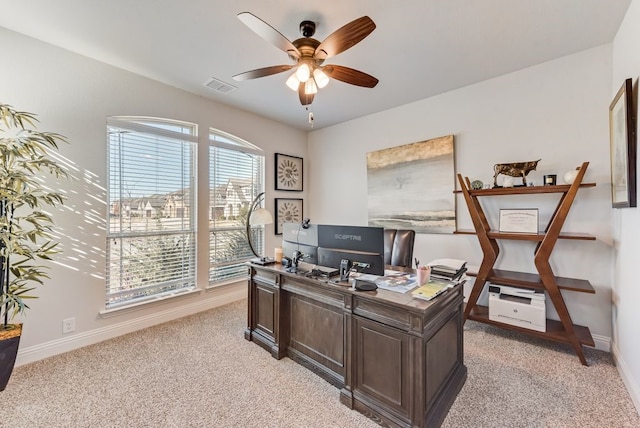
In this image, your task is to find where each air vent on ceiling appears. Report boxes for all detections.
[203,77,237,94]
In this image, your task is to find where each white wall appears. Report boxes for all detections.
[3,10,639,411]
[308,45,615,351]
[0,27,307,365]
[611,0,640,413]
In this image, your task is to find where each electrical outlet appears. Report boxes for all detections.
[62,317,76,334]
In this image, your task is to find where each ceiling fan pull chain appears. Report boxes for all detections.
[306,107,314,127]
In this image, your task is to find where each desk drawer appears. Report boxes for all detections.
[353,297,412,332]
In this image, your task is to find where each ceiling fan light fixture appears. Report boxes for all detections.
[313,68,330,88]
[285,73,300,91]
[305,78,318,95]
[235,13,377,108]
[296,63,311,82]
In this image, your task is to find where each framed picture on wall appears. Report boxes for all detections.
[275,198,303,235]
[609,78,637,208]
[366,135,456,233]
[275,153,303,191]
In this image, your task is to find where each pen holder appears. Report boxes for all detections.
[417,267,431,285]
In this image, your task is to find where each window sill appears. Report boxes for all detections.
[99,288,202,319]
[206,277,246,290]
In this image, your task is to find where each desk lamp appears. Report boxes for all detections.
[246,192,275,265]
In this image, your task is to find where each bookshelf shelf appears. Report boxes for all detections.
[466,305,595,346]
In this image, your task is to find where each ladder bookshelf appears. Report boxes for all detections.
[457,161,595,365]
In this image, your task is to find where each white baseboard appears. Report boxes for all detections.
[612,341,640,416]
[15,287,246,367]
[592,333,610,352]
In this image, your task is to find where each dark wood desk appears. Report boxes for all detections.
[246,264,467,428]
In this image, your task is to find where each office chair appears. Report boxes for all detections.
[383,229,416,268]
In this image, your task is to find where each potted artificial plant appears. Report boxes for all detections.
[0,103,68,390]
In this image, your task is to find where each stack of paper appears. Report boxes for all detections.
[409,259,468,301]
[427,258,467,282]
[350,271,417,293]
[375,271,417,293]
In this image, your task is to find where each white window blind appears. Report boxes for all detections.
[106,118,197,308]
[209,130,264,283]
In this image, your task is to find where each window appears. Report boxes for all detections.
[209,129,265,283]
[106,118,197,308]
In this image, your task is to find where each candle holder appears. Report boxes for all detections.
[544,174,557,186]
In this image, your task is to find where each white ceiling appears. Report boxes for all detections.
[0,0,631,131]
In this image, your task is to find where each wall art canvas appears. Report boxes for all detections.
[275,198,303,235]
[609,78,637,208]
[366,135,455,234]
[275,153,303,191]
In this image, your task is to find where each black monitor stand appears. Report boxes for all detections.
[340,259,353,281]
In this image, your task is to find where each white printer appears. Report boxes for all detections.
[488,285,546,332]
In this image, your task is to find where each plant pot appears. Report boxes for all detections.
[0,323,22,391]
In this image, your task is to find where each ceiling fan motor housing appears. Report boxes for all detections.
[300,20,316,37]
[292,37,321,63]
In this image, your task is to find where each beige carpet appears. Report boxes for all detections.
[0,300,638,428]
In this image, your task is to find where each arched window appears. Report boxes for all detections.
[209,129,265,283]
[106,117,197,308]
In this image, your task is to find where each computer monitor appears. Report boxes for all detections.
[281,223,385,276]
[282,241,318,265]
[316,225,385,276]
[317,247,384,276]
[281,222,319,265]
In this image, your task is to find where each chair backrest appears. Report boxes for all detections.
[383,229,416,268]
[384,229,397,266]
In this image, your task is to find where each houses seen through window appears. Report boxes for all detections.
[106,119,265,309]
[209,129,265,283]
[106,117,197,308]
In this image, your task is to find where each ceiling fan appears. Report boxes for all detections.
[233,12,379,106]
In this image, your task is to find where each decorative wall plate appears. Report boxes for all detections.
[275,153,303,191]
[275,198,303,235]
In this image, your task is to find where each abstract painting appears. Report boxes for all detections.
[366,135,455,234]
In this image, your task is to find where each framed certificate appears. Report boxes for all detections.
[499,209,538,233]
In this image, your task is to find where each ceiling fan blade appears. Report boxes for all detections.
[298,82,315,105]
[323,65,379,88]
[233,65,293,81]
[315,16,376,61]
[238,12,300,59]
